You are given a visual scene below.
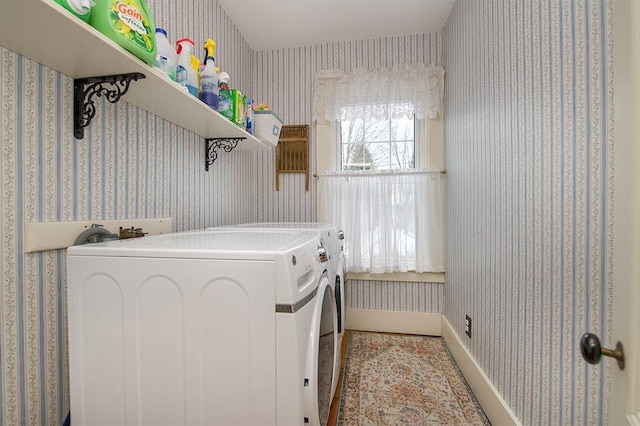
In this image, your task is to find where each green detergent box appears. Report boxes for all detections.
[231,89,246,128]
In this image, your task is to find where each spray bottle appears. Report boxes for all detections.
[175,38,198,97]
[191,55,201,97]
[246,97,254,134]
[199,38,219,110]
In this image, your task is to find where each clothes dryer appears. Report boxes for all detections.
[212,222,346,397]
[67,229,336,426]
[216,223,345,342]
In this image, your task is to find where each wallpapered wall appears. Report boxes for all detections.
[0,3,445,424]
[0,1,257,424]
[347,280,443,313]
[249,35,446,317]
[250,33,444,222]
[443,0,613,425]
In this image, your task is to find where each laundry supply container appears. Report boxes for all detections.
[89,0,157,65]
[254,110,283,146]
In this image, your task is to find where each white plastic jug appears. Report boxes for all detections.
[154,28,177,81]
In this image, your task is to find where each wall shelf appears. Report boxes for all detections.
[205,137,245,170]
[74,73,146,139]
[0,0,273,152]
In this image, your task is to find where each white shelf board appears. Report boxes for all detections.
[0,0,271,149]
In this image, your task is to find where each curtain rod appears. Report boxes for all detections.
[313,170,446,178]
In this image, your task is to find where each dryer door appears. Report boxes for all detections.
[335,257,345,335]
[304,277,337,426]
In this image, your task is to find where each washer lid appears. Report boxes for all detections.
[67,229,320,260]
[217,222,336,231]
[212,222,343,256]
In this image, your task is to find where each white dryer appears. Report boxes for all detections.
[216,223,345,344]
[67,229,336,426]
[212,222,346,397]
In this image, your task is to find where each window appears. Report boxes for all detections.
[317,104,443,274]
[314,66,445,274]
[340,104,416,171]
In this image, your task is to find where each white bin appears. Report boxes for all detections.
[254,110,283,146]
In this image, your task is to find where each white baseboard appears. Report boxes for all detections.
[441,316,521,426]
[348,271,445,283]
[345,308,441,336]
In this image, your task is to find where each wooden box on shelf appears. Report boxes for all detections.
[275,125,309,191]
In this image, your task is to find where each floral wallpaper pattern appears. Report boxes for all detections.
[2,0,614,424]
[1,4,444,424]
[443,0,613,424]
[0,0,255,424]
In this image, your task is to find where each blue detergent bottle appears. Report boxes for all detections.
[199,39,219,110]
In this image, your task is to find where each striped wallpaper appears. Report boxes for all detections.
[250,35,446,349]
[443,1,613,425]
[346,280,443,313]
[0,0,256,424]
[1,4,446,422]
[250,34,443,223]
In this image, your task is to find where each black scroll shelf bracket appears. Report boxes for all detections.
[74,73,146,139]
[205,137,246,170]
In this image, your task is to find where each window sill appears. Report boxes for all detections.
[347,272,445,283]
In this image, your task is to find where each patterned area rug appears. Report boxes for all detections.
[338,332,490,425]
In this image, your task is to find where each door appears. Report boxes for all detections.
[609,0,640,423]
[304,277,336,426]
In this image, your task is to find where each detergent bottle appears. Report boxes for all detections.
[199,39,219,110]
[175,38,198,97]
[154,27,177,81]
[89,0,156,65]
[54,0,95,22]
[246,97,254,134]
[217,71,233,121]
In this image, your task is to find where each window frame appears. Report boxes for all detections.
[331,118,427,172]
[336,112,424,172]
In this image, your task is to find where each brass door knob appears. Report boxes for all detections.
[580,332,625,370]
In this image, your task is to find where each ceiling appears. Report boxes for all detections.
[217,0,456,51]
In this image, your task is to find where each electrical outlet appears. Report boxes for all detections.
[465,315,472,338]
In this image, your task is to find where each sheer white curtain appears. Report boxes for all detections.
[314,65,445,274]
[313,64,445,124]
[318,169,444,273]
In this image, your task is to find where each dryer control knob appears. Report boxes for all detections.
[337,230,345,240]
[316,246,329,262]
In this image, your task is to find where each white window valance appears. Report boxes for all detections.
[312,64,445,124]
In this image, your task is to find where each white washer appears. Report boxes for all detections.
[67,229,336,426]
[213,222,346,396]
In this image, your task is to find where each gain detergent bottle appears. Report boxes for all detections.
[54,0,96,23]
[89,0,156,65]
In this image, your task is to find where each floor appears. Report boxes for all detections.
[327,330,489,426]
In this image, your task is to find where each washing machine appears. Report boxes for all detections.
[212,222,346,396]
[66,229,337,426]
